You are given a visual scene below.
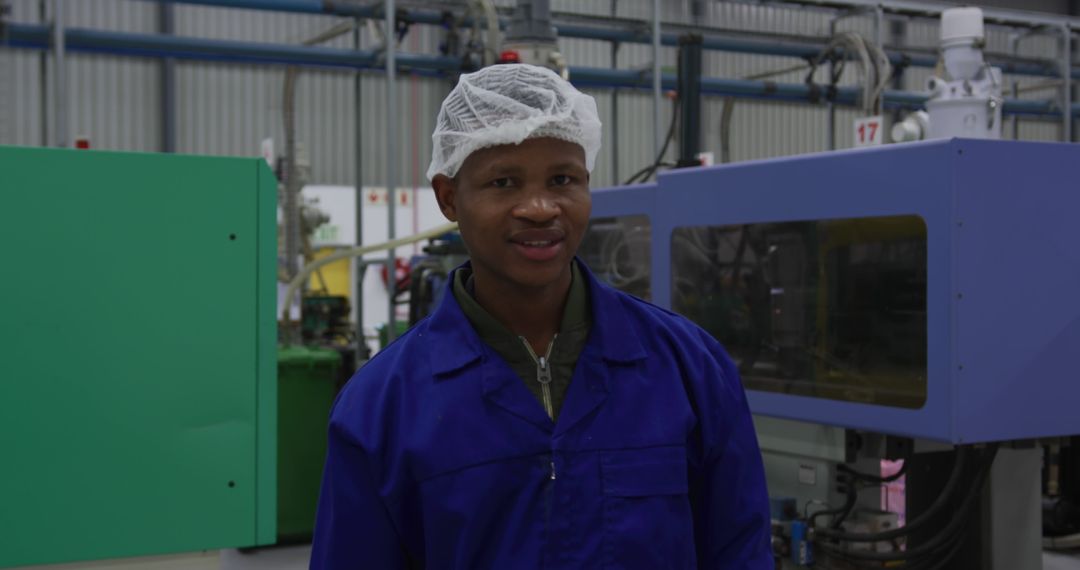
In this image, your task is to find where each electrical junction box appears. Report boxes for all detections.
[587,139,1080,444]
[0,146,277,568]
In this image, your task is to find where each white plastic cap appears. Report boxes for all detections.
[941,7,984,46]
[426,64,602,181]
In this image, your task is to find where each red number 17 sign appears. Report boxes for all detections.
[853,115,884,147]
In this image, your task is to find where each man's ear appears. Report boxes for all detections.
[431,174,458,222]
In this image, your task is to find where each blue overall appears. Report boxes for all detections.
[311,262,772,569]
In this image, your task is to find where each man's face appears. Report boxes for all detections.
[432,137,591,291]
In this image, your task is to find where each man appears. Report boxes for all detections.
[311,64,772,569]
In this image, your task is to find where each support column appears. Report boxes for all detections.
[158,3,175,153]
[988,448,1043,570]
[651,0,661,158]
[385,0,398,343]
[50,0,66,148]
[676,34,702,168]
[354,19,369,358]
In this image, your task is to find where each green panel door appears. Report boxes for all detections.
[0,147,276,568]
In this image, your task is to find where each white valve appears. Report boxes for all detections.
[891,111,930,143]
[920,7,1002,141]
[940,7,986,81]
[941,7,985,47]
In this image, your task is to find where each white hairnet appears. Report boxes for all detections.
[426,64,602,181]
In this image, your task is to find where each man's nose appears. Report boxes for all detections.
[512,190,560,224]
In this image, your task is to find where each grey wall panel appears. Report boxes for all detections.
[177,63,283,163]
[2,0,159,149]
[62,53,160,151]
[4,1,43,145]
[66,0,157,32]
[1018,120,1062,141]
[175,5,340,42]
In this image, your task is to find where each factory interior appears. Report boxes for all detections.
[2,0,1080,568]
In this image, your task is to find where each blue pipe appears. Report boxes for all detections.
[6,23,459,72]
[579,68,1072,115]
[146,0,1078,80]
[5,22,1077,118]
[154,0,377,18]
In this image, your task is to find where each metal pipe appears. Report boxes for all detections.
[873,5,885,116]
[282,66,301,284]
[826,17,836,150]
[155,0,378,18]
[149,0,1080,30]
[5,23,461,71]
[50,0,65,147]
[38,0,47,146]
[610,0,618,183]
[748,0,1080,29]
[5,23,1077,118]
[142,0,1080,80]
[1063,24,1073,142]
[1010,32,1020,140]
[385,0,397,343]
[652,0,661,158]
[676,34,703,167]
[158,3,175,152]
[353,19,366,357]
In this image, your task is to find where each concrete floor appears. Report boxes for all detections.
[12,545,1080,569]
[1046,551,1080,570]
[220,546,311,570]
[230,546,1080,570]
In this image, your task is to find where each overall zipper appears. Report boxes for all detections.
[521,334,557,420]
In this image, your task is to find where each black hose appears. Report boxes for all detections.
[829,480,859,530]
[814,447,970,542]
[838,457,908,484]
[623,98,679,185]
[904,532,968,570]
[817,445,999,562]
[807,473,858,531]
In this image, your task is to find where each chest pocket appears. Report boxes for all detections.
[600,445,696,569]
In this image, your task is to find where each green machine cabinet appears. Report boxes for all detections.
[0,146,277,568]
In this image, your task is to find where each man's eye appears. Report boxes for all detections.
[490,177,513,188]
[551,174,573,186]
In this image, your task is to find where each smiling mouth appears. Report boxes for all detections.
[510,236,566,262]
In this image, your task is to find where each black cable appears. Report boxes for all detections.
[807,472,858,531]
[814,448,970,542]
[825,505,967,570]
[838,457,908,484]
[830,476,859,530]
[821,507,962,570]
[808,463,892,539]
[623,97,679,185]
[624,161,676,186]
[817,445,999,562]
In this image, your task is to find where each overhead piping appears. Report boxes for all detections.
[140,0,1080,80]
[5,22,1077,118]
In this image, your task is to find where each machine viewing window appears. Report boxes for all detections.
[671,215,928,409]
[579,215,652,301]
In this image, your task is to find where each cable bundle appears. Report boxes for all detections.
[812,445,999,570]
[806,32,893,116]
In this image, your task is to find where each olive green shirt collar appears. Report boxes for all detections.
[453,260,590,344]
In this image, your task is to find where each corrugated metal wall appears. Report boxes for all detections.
[1,0,1073,188]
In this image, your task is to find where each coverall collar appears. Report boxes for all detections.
[426,258,647,377]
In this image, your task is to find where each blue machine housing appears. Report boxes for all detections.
[590,139,1080,444]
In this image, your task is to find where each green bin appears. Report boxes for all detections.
[277,346,341,542]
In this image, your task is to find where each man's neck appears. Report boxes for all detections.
[471,263,573,355]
